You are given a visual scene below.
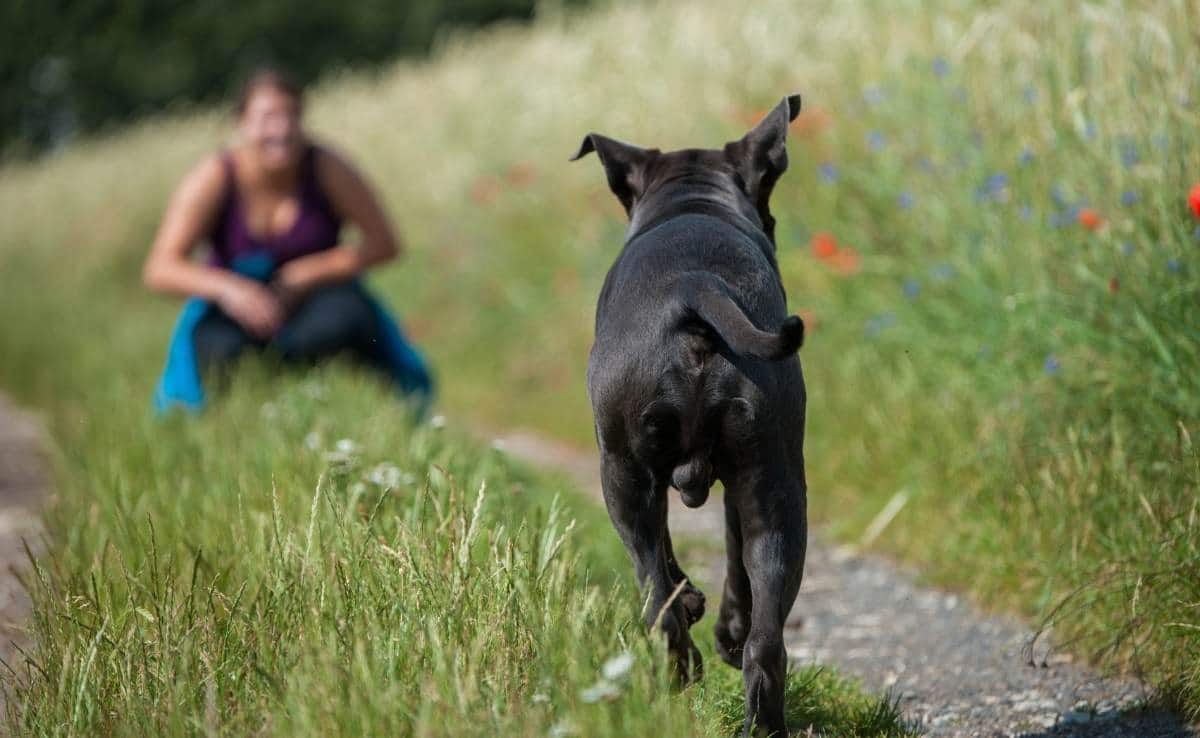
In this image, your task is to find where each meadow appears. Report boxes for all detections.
[0,0,1197,730]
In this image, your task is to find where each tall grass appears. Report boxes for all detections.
[2,369,909,736]
[0,0,1197,722]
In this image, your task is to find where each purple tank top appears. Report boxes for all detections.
[209,145,342,269]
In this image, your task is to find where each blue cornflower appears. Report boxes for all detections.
[1044,354,1061,375]
[1084,121,1098,140]
[1119,138,1139,168]
[1019,147,1035,166]
[1019,204,1033,221]
[978,173,1009,203]
[1023,85,1038,104]
[932,57,950,77]
[916,156,935,173]
[1051,184,1070,207]
[864,312,897,338]
[903,279,921,299]
[1167,258,1182,273]
[931,263,956,281]
[867,130,886,151]
[1121,191,1138,206]
[1153,133,1170,151]
[818,162,838,183]
[1194,225,1200,241]
[897,192,915,210]
[1121,241,1135,256]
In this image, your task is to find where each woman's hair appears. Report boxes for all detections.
[234,67,303,116]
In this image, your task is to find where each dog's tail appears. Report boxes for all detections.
[684,280,804,361]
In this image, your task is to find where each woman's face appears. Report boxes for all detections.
[238,86,304,172]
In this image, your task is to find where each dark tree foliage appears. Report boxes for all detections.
[1,0,584,156]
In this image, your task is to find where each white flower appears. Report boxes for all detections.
[579,680,620,703]
[549,720,576,737]
[430,414,447,429]
[491,439,507,452]
[366,463,404,488]
[335,438,359,454]
[531,692,550,705]
[304,432,322,451]
[601,652,634,681]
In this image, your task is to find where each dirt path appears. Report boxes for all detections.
[491,428,1197,738]
[0,393,49,715]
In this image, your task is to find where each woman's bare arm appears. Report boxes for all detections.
[142,155,238,301]
[143,155,282,337]
[272,147,400,297]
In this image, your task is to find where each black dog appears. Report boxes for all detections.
[572,95,807,737]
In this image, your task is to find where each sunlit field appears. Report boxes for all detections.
[1,0,1197,729]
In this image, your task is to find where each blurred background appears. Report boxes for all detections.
[2,0,588,156]
[0,0,1197,732]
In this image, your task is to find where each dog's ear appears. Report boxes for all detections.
[724,94,802,239]
[571,133,656,215]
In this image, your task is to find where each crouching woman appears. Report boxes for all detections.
[143,68,432,414]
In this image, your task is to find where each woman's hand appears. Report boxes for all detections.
[217,276,284,339]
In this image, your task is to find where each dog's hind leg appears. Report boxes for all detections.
[735,473,807,737]
[600,452,702,684]
[715,492,752,668]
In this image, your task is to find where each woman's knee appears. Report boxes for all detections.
[276,283,377,361]
[193,312,254,370]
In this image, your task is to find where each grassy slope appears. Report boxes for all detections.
[0,0,1198,722]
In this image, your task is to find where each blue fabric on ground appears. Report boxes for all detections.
[153,251,432,415]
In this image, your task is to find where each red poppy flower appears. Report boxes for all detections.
[1189,183,1200,219]
[1108,277,1119,294]
[506,162,537,188]
[811,232,838,260]
[1078,207,1103,231]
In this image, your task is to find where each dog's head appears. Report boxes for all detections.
[571,94,801,242]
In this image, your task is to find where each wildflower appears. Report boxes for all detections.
[549,720,577,737]
[797,309,819,335]
[1107,277,1119,294]
[335,438,359,455]
[505,162,537,188]
[470,175,501,205]
[1120,191,1138,207]
[864,313,896,338]
[491,438,508,453]
[903,279,920,299]
[818,162,838,183]
[932,57,950,78]
[579,680,620,704]
[790,106,832,137]
[978,173,1009,203]
[897,192,915,210]
[304,431,322,451]
[1023,85,1038,104]
[1044,355,1061,375]
[828,246,861,275]
[429,414,447,429]
[1168,258,1182,273]
[1188,183,1200,219]
[916,156,935,173]
[1194,225,1200,241]
[1050,185,1070,207]
[1083,122,1098,140]
[931,263,957,281]
[811,232,838,260]
[531,693,550,705]
[1121,241,1135,256]
[366,462,404,489]
[1019,204,1033,221]
[1019,147,1035,166]
[1119,139,1139,169]
[867,130,886,151]
[601,652,635,681]
[1077,208,1103,231]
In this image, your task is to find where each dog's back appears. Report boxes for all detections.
[588,212,804,509]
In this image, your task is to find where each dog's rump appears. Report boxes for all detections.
[676,274,804,361]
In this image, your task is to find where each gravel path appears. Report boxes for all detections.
[0,394,49,724]
[491,428,1197,738]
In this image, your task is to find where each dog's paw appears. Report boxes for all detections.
[679,584,706,626]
